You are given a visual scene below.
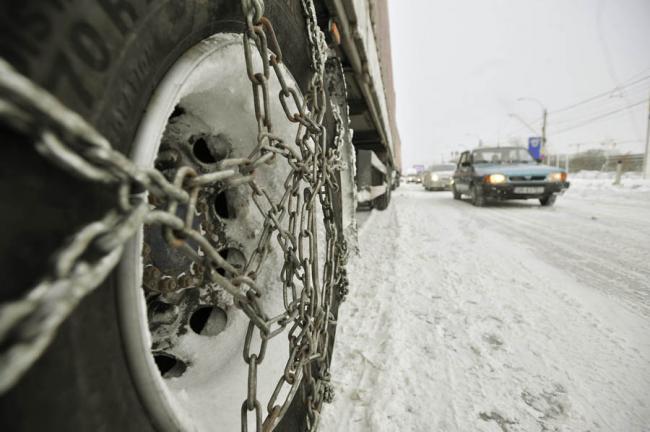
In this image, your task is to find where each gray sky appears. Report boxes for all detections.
[388,0,650,169]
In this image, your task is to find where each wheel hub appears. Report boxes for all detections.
[118,33,307,431]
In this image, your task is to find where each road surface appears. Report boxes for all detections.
[321,180,650,432]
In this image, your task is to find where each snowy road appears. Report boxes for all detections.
[321,181,650,432]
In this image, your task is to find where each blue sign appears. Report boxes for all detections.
[528,136,542,159]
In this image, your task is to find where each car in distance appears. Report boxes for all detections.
[452,146,570,206]
[422,164,456,191]
[406,174,421,184]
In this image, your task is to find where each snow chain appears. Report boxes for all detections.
[0,0,349,430]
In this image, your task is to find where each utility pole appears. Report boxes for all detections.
[514,97,548,159]
[643,96,650,179]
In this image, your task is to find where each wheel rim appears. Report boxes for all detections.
[116,33,308,432]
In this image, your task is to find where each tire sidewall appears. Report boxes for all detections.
[452,184,461,199]
[0,1,313,431]
[471,183,485,207]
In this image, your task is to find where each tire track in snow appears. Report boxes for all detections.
[475,204,650,326]
[447,192,650,431]
[480,204,650,291]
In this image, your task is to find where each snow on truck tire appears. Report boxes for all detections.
[0,1,351,431]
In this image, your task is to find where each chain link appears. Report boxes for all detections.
[0,1,349,429]
[239,0,347,430]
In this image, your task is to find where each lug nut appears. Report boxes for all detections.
[177,274,192,289]
[143,266,162,291]
[158,277,177,293]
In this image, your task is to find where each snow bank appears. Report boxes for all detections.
[570,170,650,193]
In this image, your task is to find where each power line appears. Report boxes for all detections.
[508,71,650,135]
[563,139,643,147]
[550,99,646,135]
[549,86,650,127]
[550,74,650,115]
[552,100,645,135]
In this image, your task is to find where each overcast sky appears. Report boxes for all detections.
[388,0,650,169]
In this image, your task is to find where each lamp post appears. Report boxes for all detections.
[517,97,547,158]
[507,113,538,135]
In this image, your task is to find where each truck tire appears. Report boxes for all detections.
[373,185,391,210]
[0,2,326,431]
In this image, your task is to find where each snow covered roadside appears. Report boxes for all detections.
[570,170,650,195]
[321,183,650,432]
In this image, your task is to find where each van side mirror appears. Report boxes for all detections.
[461,161,471,168]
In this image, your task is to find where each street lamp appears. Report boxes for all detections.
[507,113,538,134]
[517,97,548,158]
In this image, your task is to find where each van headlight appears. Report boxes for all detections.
[431,174,439,181]
[546,172,567,182]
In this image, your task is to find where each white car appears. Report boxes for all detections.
[422,164,455,190]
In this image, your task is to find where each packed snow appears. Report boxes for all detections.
[321,175,650,432]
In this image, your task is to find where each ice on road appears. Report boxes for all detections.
[321,180,650,432]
